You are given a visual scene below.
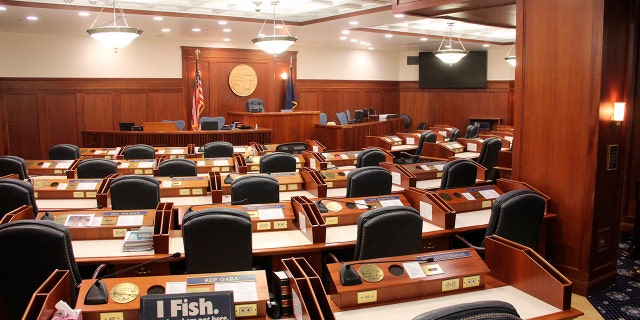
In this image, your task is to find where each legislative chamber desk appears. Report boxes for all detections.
[227,111,320,143]
[81,128,272,148]
[313,118,405,151]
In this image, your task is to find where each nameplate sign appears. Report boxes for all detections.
[103,211,148,216]
[140,291,235,320]
[187,274,256,285]
[416,250,471,262]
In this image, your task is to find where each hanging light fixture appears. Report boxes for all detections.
[504,42,516,67]
[434,22,468,65]
[86,0,142,52]
[251,1,297,55]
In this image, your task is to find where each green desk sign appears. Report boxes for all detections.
[140,291,235,320]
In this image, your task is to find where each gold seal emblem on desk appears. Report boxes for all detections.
[326,201,342,212]
[358,264,384,283]
[110,282,140,303]
[229,64,258,97]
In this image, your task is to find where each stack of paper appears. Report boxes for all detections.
[122,230,153,252]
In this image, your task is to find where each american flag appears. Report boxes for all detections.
[191,54,205,131]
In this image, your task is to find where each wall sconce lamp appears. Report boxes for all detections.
[611,102,625,127]
[281,72,288,81]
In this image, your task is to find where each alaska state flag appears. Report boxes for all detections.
[284,62,297,110]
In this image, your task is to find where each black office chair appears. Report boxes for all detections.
[465,124,475,138]
[182,208,252,274]
[470,123,480,138]
[448,128,460,142]
[122,144,156,160]
[439,159,477,189]
[0,179,38,219]
[246,98,264,113]
[259,152,297,173]
[411,300,522,320]
[48,143,81,160]
[476,137,503,181]
[200,116,225,130]
[275,142,308,155]
[230,175,279,204]
[356,148,386,168]
[354,206,423,260]
[76,158,118,179]
[399,114,411,132]
[157,158,197,177]
[416,122,427,130]
[346,166,392,198]
[0,155,30,180]
[398,131,437,164]
[203,141,234,158]
[0,220,83,320]
[162,119,186,131]
[109,175,160,210]
[455,189,546,254]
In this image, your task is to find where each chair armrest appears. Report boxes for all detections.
[454,234,486,254]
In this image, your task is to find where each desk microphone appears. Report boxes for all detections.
[84,252,181,305]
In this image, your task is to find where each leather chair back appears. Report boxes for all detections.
[0,220,82,319]
[440,159,477,189]
[336,112,349,125]
[465,124,475,138]
[477,138,502,181]
[356,148,386,168]
[48,144,80,160]
[400,114,411,131]
[415,131,437,156]
[346,166,392,198]
[182,208,252,274]
[259,152,296,173]
[76,158,118,179]
[470,123,479,138]
[354,206,423,260]
[230,175,279,204]
[162,119,186,131]
[122,144,156,160]
[157,158,197,177]
[203,141,234,158]
[448,128,460,142]
[483,189,546,248]
[0,155,29,180]
[416,122,427,130]
[275,142,308,155]
[0,179,38,218]
[110,175,160,210]
[200,116,225,130]
[411,300,522,320]
[319,113,328,125]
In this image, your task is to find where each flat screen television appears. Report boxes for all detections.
[418,51,487,89]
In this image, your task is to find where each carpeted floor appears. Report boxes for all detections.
[587,235,640,319]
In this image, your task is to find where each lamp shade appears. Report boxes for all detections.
[252,35,296,55]
[87,26,142,51]
[504,56,516,66]
[613,102,625,122]
[435,49,468,64]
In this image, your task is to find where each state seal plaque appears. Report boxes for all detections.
[229,64,258,97]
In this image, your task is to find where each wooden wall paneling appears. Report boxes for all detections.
[321,90,342,122]
[39,94,79,157]
[298,91,319,111]
[341,91,360,112]
[0,94,6,155]
[4,94,40,158]
[81,93,114,132]
[118,93,148,127]
[147,92,184,123]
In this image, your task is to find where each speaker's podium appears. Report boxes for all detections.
[76,270,269,320]
[142,122,180,132]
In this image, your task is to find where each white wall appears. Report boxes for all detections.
[0,32,514,81]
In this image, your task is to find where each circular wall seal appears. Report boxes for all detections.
[229,64,258,97]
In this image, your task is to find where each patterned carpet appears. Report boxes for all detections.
[587,235,640,319]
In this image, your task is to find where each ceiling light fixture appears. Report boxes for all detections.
[251,1,297,55]
[504,43,516,67]
[86,0,142,52]
[434,22,468,65]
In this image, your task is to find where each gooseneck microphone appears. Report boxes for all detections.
[84,252,181,305]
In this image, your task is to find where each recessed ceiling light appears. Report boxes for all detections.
[161,28,170,32]
[483,44,490,47]
[223,38,230,42]
[218,21,227,25]
[275,25,283,29]
[341,30,350,35]
[223,28,231,32]
[26,16,38,20]
[78,11,90,16]
[339,36,347,40]
[368,47,374,50]
[350,39,358,42]
[394,14,404,18]
[420,38,428,41]
[349,21,358,25]
[192,28,201,32]
[385,34,393,38]
[0,6,7,11]
[153,16,163,21]
[359,41,367,45]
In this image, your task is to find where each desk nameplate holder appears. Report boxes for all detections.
[292,196,326,244]
[79,147,121,159]
[33,178,103,200]
[403,188,455,229]
[153,202,173,254]
[302,150,328,171]
[379,162,417,188]
[327,249,490,309]
[157,176,209,198]
[456,138,484,153]
[26,159,77,176]
[76,270,269,320]
[22,270,71,320]
[299,167,328,198]
[282,257,335,320]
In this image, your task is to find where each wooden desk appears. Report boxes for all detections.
[81,129,272,148]
[313,118,404,151]
[76,270,269,320]
[25,159,75,176]
[227,111,320,144]
[79,147,122,159]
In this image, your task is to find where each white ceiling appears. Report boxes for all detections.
[0,0,515,51]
